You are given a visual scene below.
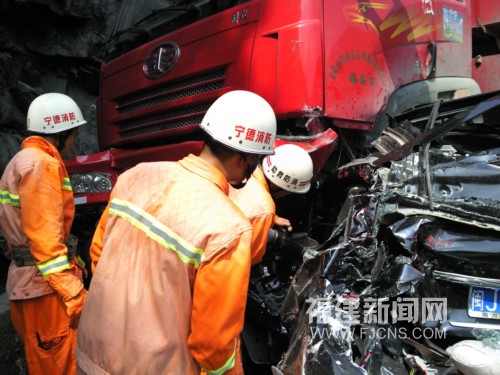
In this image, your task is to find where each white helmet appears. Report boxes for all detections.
[200,90,277,155]
[27,93,87,134]
[262,144,314,193]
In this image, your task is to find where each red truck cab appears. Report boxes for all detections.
[471,0,500,93]
[66,0,480,206]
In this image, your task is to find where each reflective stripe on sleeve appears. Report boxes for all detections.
[109,198,204,268]
[38,255,70,276]
[201,344,236,375]
[62,177,72,191]
[0,190,20,207]
[77,256,86,268]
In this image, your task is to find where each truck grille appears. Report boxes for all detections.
[119,103,211,138]
[115,69,225,140]
[116,70,226,114]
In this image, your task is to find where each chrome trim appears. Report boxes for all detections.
[449,321,500,330]
[433,270,500,288]
[143,42,180,80]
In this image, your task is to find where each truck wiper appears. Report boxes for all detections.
[106,5,200,49]
[373,93,500,167]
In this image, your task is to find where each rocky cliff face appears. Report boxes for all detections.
[0,0,123,171]
[0,3,123,372]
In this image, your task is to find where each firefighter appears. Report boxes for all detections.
[229,143,314,265]
[0,93,88,375]
[75,90,277,375]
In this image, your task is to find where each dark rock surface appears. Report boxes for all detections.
[0,0,123,171]
[0,1,123,372]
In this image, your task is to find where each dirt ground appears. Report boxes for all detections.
[0,257,28,375]
[0,310,27,375]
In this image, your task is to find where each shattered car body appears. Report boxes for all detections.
[245,91,500,374]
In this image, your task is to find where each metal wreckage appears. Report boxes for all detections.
[242,90,500,375]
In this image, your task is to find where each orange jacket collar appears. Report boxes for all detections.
[178,154,229,195]
[21,136,63,163]
[252,166,269,192]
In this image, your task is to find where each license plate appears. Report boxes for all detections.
[468,286,500,320]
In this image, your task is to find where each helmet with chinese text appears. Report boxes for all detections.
[27,93,87,134]
[262,144,313,193]
[199,90,277,155]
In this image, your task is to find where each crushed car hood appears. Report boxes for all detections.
[275,91,500,374]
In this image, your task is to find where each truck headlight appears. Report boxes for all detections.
[70,172,113,194]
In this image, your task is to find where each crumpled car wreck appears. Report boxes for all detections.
[243,90,500,375]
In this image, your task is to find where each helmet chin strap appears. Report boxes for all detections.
[56,130,70,152]
[57,129,72,152]
[230,154,258,189]
[230,168,251,190]
[230,178,249,190]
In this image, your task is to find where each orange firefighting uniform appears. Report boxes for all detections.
[76,154,253,375]
[229,166,276,265]
[0,136,87,375]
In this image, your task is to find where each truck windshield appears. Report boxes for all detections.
[105,0,250,61]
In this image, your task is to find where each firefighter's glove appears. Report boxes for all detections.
[268,229,305,260]
[64,288,87,329]
[75,256,89,279]
[44,263,87,328]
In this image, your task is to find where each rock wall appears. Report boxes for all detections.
[0,2,123,372]
[0,0,123,172]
